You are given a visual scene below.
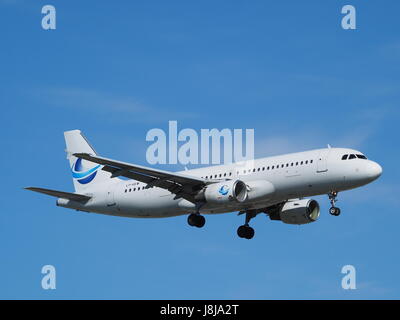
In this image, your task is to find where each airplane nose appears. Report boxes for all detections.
[366,161,382,180]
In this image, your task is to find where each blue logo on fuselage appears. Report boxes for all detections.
[71,158,101,184]
[218,185,229,196]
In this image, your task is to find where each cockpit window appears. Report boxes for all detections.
[342,155,348,160]
[349,154,356,159]
[356,154,367,159]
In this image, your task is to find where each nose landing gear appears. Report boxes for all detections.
[328,191,341,216]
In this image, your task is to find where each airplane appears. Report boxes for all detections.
[25,130,382,239]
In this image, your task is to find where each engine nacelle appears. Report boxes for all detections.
[279,199,320,225]
[204,180,248,204]
[245,180,275,201]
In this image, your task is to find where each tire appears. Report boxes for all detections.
[237,225,255,239]
[237,225,248,238]
[187,214,197,226]
[196,215,206,228]
[245,227,255,239]
[188,214,205,228]
[329,207,341,216]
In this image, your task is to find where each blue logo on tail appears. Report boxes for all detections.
[71,158,101,184]
[218,185,229,196]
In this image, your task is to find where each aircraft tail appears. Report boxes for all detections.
[64,130,112,192]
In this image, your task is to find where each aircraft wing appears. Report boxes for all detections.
[74,153,211,202]
[25,187,91,202]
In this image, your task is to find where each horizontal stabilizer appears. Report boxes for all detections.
[25,187,91,202]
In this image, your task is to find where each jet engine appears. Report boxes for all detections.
[203,180,248,204]
[276,199,320,225]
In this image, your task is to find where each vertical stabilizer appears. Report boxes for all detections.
[64,130,111,192]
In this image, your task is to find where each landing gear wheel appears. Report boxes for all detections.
[237,225,255,239]
[195,215,205,228]
[329,207,341,216]
[187,214,206,228]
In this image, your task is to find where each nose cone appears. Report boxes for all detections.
[366,161,382,181]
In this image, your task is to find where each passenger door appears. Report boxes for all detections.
[316,149,330,173]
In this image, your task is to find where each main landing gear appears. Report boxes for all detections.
[187,213,206,228]
[237,210,257,239]
[328,191,341,216]
[187,203,206,228]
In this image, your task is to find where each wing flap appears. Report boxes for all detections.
[25,187,91,202]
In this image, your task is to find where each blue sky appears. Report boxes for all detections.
[1,0,399,299]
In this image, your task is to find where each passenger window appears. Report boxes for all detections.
[296,162,298,166]
[305,160,308,164]
[253,168,256,172]
[349,154,356,159]
[267,166,270,170]
[291,163,294,166]
[301,161,303,165]
[342,155,348,160]
[224,173,226,177]
[272,166,274,169]
[310,160,313,163]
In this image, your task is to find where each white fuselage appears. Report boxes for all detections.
[57,147,382,218]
